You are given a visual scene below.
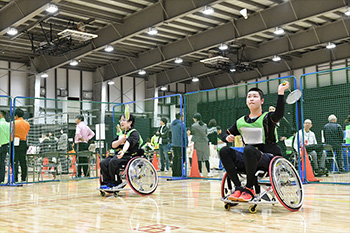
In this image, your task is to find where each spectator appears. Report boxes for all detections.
[74,115,95,177]
[294,119,327,176]
[141,138,154,153]
[151,131,159,151]
[171,112,187,177]
[57,129,68,152]
[208,119,219,169]
[216,126,226,170]
[11,108,30,182]
[39,133,56,154]
[187,129,193,167]
[324,114,345,172]
[345,115,350,144]
[0,111,10,183]
[191,113,211,176]
[157,118,170,172]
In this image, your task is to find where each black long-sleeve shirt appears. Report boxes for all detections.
[221,95,285,155]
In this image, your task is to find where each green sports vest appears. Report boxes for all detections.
[236,112,277,144]
[126,128,143,148]
[346,125,350,144]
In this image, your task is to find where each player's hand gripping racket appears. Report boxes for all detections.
[283,81,302,104]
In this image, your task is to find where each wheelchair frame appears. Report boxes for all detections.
[99,156,158,197]
[221,156,304,213]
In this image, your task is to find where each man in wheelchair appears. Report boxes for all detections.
[100,113,142,190]
[219,82,289,202]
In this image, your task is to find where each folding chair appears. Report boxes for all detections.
[323,144,339,172]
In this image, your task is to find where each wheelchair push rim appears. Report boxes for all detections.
[269,156,304,212]
[126,157,158,196]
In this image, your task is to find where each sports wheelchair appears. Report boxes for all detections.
[99,156,158,197]
[221,156,304,213]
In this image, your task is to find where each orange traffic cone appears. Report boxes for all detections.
[71,155,77,176]
[190,149,202,178]
[300,146,319,182]
[96,154,100,170]
[152,151,159,171]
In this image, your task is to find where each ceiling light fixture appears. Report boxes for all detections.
[107,80,115,85]
[229,66,236,72]
[274,27,285,35]
[272,55,281,62]
[138,69,146,75]
[46,4,58,13]
[202,5,214,15]
[160,86,167,91]
[326,42,336,49]
[7,27,18,36]
[104,45,114,52]
[239,8,248,19]
[219,43,228,50]
[147,27,158,35]
[174,57,183,64]
[69,60,79,66]
[192,77,199,82]
[41,73,48,78]
[345,7,350,16]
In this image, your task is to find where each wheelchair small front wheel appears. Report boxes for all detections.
[249,205,257,214]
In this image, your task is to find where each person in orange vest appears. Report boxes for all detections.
[11,108,30,183]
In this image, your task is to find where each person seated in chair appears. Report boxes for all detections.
[294,119,327,176]
[219,82,289,202]
[100,113,141,189]
[324,114,345,173]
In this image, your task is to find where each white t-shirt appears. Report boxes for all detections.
[294,129,317,151]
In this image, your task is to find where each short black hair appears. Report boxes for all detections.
[121,113,135,127]
[75,115,84,121]
[248,87,264,99]
[193,113,201,121]
[161,117,167,124]
[175,112,182,119]
[208,119,217,128]
[15,108,24,118]
[216,126,221,130]
[0,110,6,117]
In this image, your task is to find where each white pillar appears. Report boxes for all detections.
[34,75,41,124]
[101,81,107,124]
[153,87,159,127]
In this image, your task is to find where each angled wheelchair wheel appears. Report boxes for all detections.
[126,157,158,196]
[221,172,234,198]
[269,156,304,212]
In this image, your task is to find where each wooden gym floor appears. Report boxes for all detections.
[0,176,349,233]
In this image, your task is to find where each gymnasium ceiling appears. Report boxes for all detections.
[0,0,349,90]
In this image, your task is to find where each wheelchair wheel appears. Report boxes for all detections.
[269,156,304,212]
[221,172,234,198]
[126,157,158,196]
